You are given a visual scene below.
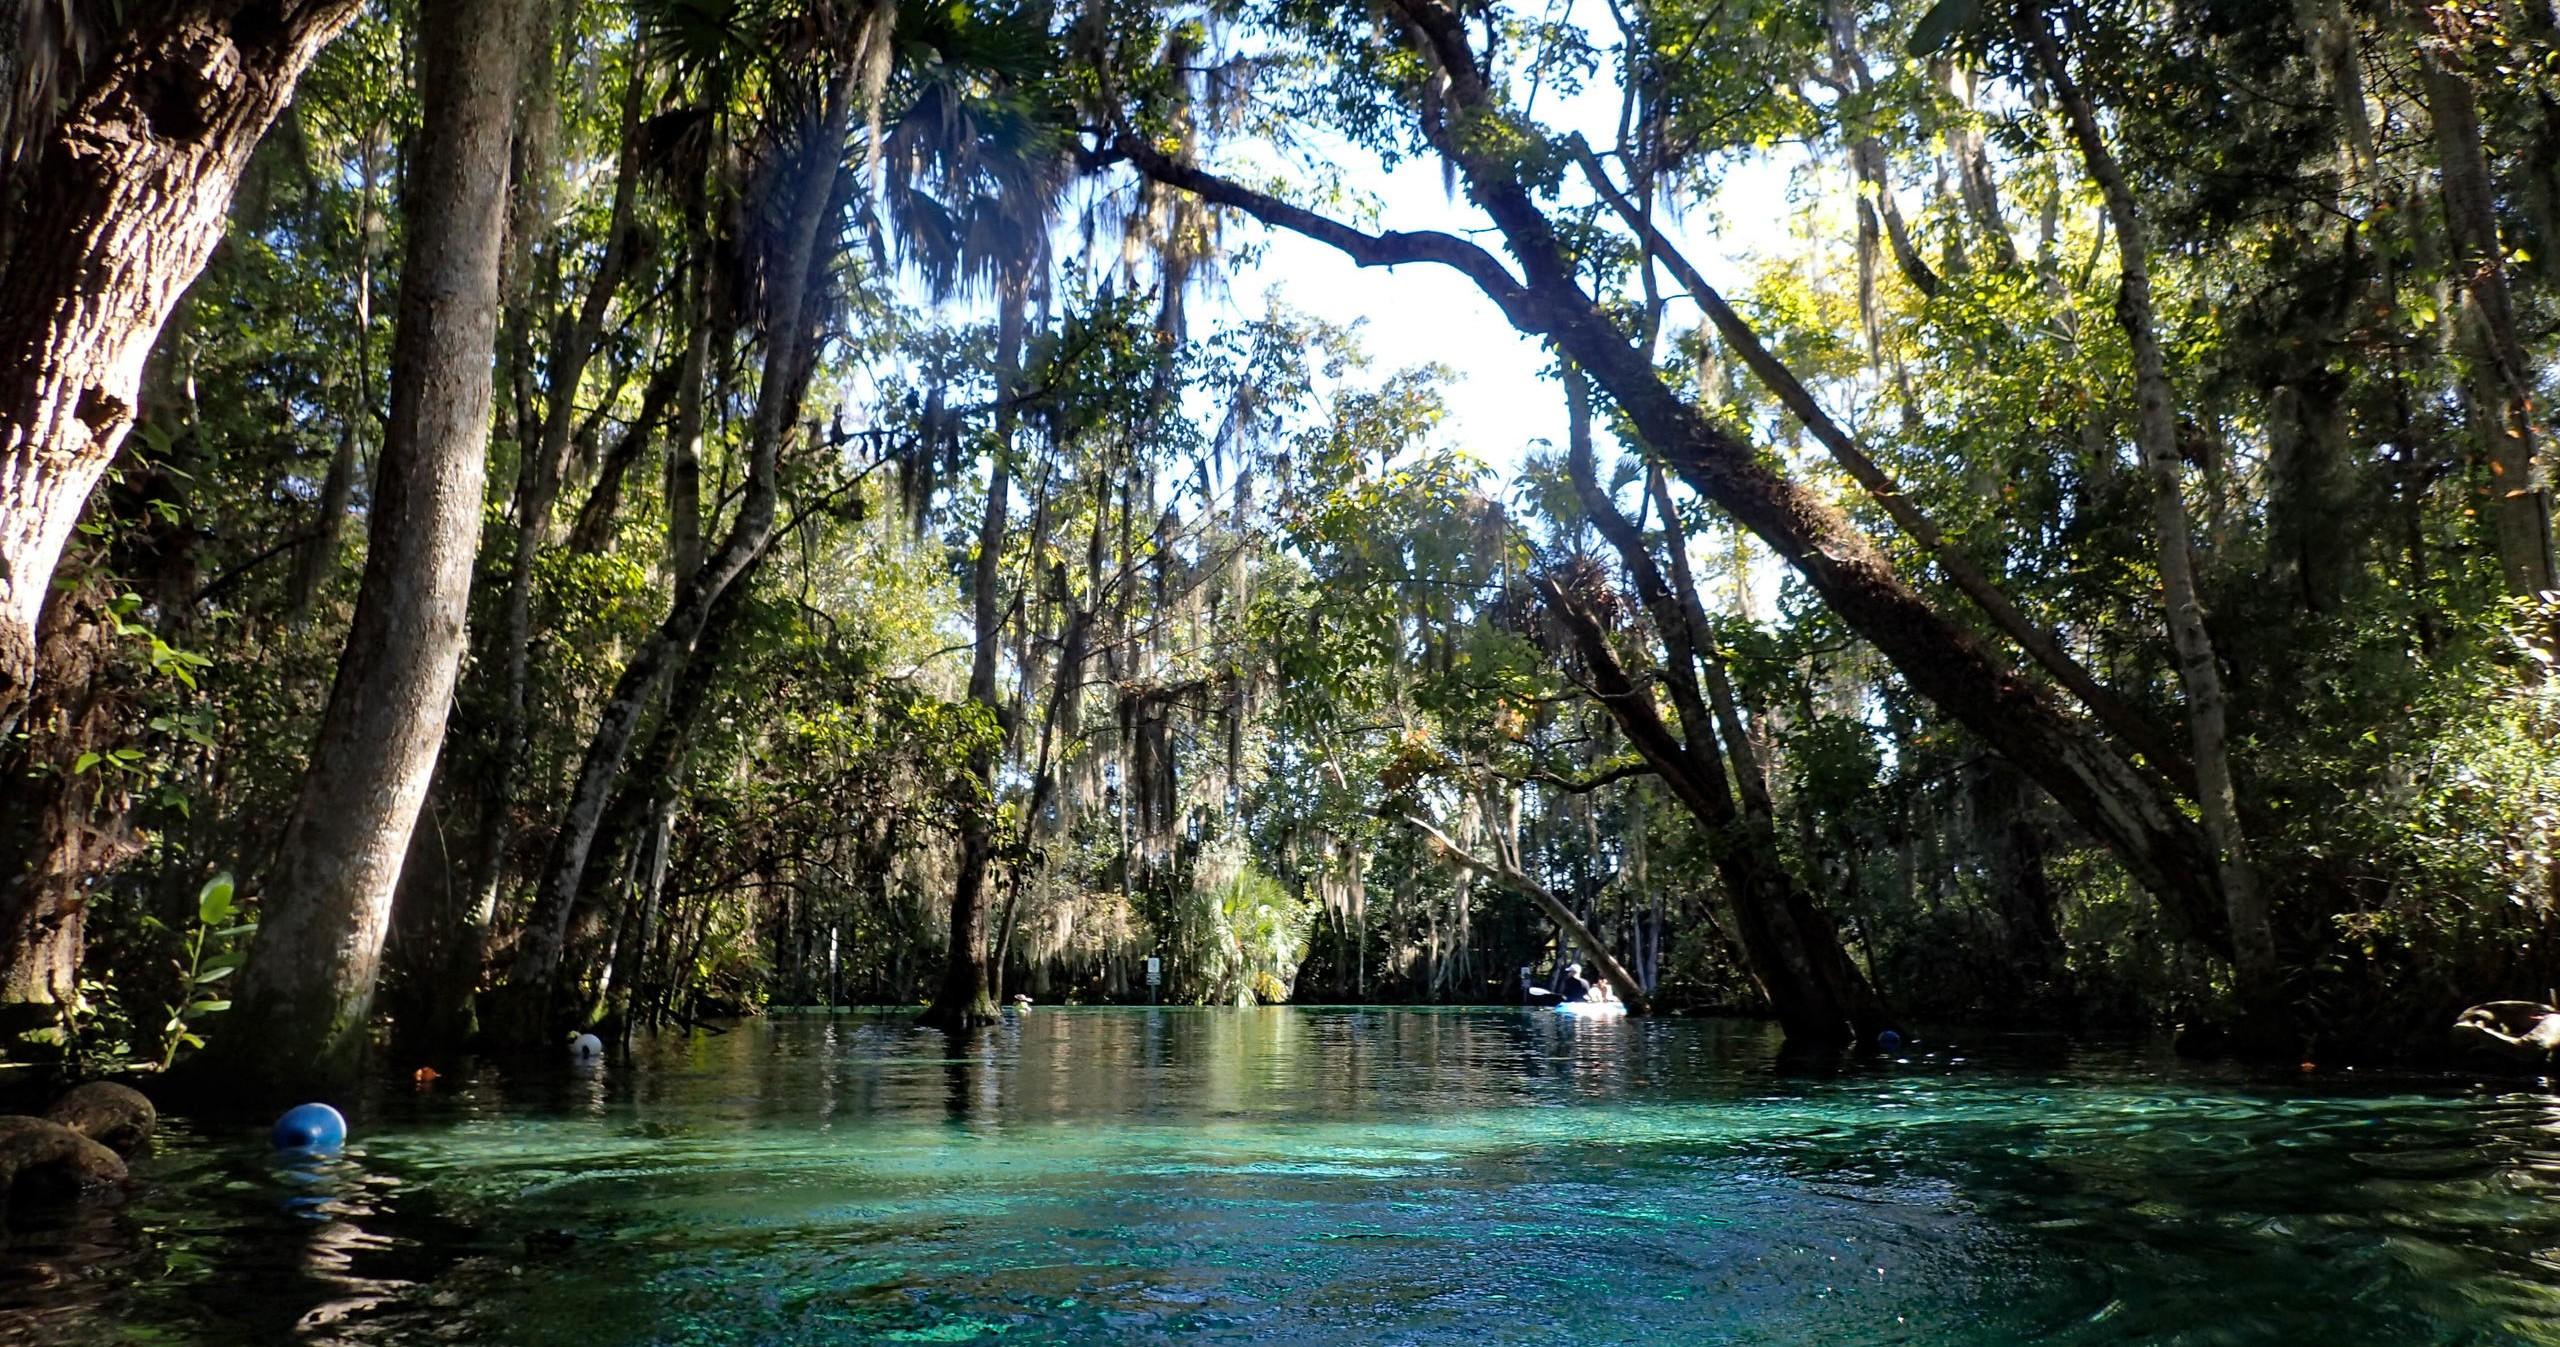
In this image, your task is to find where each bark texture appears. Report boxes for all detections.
[2020,3,2277,1008]
[224,0,532,1088]
[0,0,360,738]
[0,572,140,1043]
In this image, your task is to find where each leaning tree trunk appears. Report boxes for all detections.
[0,0,361,739]
[497,67,856,1046]
[223,0,533,1090]
[2020,4,2278,1018]
[1561,364,1882,1043]
[1114,10,2233,961]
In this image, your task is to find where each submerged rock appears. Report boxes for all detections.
[0,1115,128,1201]
[46,1081,155,1154]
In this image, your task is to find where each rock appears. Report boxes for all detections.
[0,1115,128,1201]
[2450,1001,2560,1062]
[45,1081,155,1154]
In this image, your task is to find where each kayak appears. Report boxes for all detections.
[1555,1001,1628,1018]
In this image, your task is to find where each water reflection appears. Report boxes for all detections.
[10,1012,2560,1345]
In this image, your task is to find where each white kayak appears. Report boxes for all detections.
[1555,1000,1628,1018]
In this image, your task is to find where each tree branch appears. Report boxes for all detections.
[1505,760,1656,794]
[1393,808,1650,1011]
[1565,132,2192,791]
[1101,131,1539,326]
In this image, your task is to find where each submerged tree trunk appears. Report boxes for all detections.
[2021,5,2278,1018]
[223,0,531,1089]
[0,0,360,738]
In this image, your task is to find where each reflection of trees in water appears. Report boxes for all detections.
[942,1027,1002,1127]
[1714,1077,2560,1341]
[29,1147,492,1344]
[35,1017,2560,1344]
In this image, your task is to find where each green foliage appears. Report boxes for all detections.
[149,873,253,1071]
[17,0,2560,1063]
[1175,843,1317,1007]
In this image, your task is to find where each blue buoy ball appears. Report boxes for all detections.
[1876,1029,1903,1053]
[271,1102,347,1152]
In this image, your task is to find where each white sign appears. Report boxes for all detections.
[1145,957,1162,986]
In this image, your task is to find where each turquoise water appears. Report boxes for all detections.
[9,1008,2560,1345]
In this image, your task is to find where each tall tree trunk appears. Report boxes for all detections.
[2410,7,2556,601]
[0,0,360,738]
[460,57,647,1029]
[606,787,677,1038]
[0,570,142,1047]
[925,283,1027,1032]
[223,0,533,1089]
[497,67,856,1045]
[2019,4,2278,1015]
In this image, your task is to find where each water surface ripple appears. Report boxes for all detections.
[8,1008,2560,1345]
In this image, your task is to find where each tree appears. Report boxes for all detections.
[2016,1,2276,1016]
[0,1,361,738]
[497,28,878,1044]
[223,0,537,1088]
[1105,0,2233,973]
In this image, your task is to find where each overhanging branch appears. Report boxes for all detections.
[1101,131,1539,328]
[1394,808,1651,1012]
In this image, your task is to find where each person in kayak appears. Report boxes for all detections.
[1555,962,1592,1002]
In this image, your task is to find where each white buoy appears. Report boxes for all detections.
[570,1032,604,1061]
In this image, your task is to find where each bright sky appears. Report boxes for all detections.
[1186,21,1815,488]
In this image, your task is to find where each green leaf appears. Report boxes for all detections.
[197,873,237,925]
[1906,0,1976,57]
[72,751,101,775]
[186,999,231,1015]
[192,965,237,983]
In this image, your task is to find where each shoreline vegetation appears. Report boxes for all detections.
[2,0,2558,1107]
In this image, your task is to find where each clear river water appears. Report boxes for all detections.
[7,1007,2560,1346]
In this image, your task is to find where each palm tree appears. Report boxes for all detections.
[873,3,1079,1029]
